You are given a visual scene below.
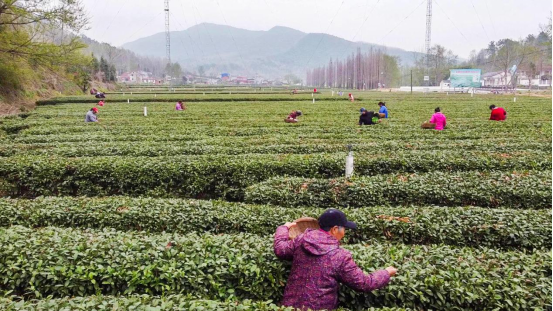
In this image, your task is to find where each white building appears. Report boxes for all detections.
[481,68,551,88]
[439,80,450,89]
[118,71,157,84]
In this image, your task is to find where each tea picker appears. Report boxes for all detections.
[85,107,99,123]
[274,209,397,310]
[284,110,302,123]
[489,105,507,121]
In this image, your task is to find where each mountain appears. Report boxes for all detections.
[122,23,424,78]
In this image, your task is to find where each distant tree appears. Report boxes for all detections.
[90,53,100,73]
[197,65,205,77]
[0,0,89,66]
[99,57,109,81]
[495,39,527,88]
[284,74,301,84]
[108,64,117,82]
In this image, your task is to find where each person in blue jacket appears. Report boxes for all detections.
[378,102,388,118]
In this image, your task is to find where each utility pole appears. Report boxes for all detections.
[164,0,171,65]
[425,0,432,87]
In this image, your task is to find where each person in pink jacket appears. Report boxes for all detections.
[274,209,397,311]
[175,100,186,111]
[429,107,447,130]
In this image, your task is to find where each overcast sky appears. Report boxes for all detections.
[82,0,551,58]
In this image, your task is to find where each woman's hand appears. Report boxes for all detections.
[284,222,297,229]
[385,266,398,277]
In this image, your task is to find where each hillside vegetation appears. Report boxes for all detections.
[0,1,116,115]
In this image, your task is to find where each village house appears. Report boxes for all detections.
[481,66,551,88]
[117,71,158,84]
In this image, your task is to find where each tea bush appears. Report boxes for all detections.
[0,226,550,310]
[0,197,549,250]
[245,171,552,209]
[0,296,409,311]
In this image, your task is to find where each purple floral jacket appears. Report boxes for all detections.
[274,226,391,311]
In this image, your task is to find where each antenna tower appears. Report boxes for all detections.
[164,0,171,64]
[424,0,432,85]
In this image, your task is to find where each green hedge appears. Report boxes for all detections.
[0,197,550,250]
[0,155,550,200]
[1,141,551,157]
[35,96,349,105]
[244,171,552,209]
[0,296,409,311]
[0,226,550,310]
[0,296,294,311]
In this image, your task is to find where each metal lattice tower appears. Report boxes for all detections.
[424,0,432,85]
[164,0,171,65]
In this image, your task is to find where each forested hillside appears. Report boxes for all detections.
[0,1,114,115]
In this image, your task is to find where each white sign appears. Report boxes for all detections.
[423,76,430,81]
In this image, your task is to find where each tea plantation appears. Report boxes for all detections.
[0,87,551,310]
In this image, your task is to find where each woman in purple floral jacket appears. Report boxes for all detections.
[274,209,397,311]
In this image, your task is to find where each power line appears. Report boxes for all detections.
[305,0,346,67]
[483,0,497,38]
[189,0,224,63]
[214,0,248,72]
[168,12,192,59]
[110,12,164,61]
[99,0,127,39]
[350,0,381,43]
[328,0,381,71]
[177,1,207,61]
[470,0,490,41]
[380,0,426,44]
[433,0,470,45]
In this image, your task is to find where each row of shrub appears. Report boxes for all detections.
[244,171,552,209]
[0,155,549,200]
[0,197,549,250]
[35,96,346,105]
[1,140,551,157]
[0,226,550,310]
[0,296,408,311]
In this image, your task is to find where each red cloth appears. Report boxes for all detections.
[288,111,298,119]
[314,88,317,92]
[490,107,506,121]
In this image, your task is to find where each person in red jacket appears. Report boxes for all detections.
[285,110,302,123]
[489,105,507,121]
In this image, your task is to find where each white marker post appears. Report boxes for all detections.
[311,93,314,98]
[131,92,133,95]
[143,106,148,116]
[127,99,130,103]
[313,98,315,103]
[345,146,354,178]
[332,90,334,96]
[155,94,157,98]
[513,97,517,102]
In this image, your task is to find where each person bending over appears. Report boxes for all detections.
[274,209,397,311]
